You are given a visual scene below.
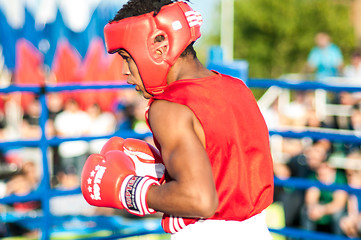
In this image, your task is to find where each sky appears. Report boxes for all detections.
[189,0,219,33]
[112,0,221,35]
[0,0,220,33]
[107,0,221,33]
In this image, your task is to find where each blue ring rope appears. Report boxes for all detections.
[248,78,361,92]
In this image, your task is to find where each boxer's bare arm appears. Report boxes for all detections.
[147,100,218,218]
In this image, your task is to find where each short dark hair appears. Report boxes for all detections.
[111,0,174,21]
[110,0,197,58]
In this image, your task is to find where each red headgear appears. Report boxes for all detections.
[104,1,202,95]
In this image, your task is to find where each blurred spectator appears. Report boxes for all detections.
[114,91,151,134]
[337,104,361,155]
[336,49,361,116]
[2,146,42,187]
[46,92,64,178]
[343,50,361,81]
[131,95,151,134]
[279,91,313,127]
[1,167,41,238]
[338,91,358,106]
[304,109,335,149]
[0,152,16,181]
[5,167,39,198]
[263,104,280,130]
[275,140,331,230]
[350,104,361,128]
[0,96,7,140]
[54,98,91,176]
[113,102,132,131]
[339,151,361,238]
[335,50,361,109]
[305,32,344,81]
[281,138,305,162]
[0,44,11,86]
[304,32,345,131]
[112,89,138,132]
[4,93,23,140]
[22,161,40,189]
[46,92,64,137]
[302,160,348,235]
[51,166,95,216]
[87,103,116,154]
[20,97,41,139]
[305,108,329,129]
[2,157,40,196]
[350,104,361,132]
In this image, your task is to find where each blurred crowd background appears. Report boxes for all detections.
[0,36,155,238]
[1,0,361,239]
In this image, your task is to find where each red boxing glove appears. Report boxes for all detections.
[100,136,125,155]
[100,137,165,183]
[81,150,159,216]
[123,138,165,183]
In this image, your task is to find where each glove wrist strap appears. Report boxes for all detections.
[120,175,159,216]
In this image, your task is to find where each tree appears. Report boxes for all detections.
[230,0,357,78]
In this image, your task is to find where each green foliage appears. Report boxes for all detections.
[232,0,357,78]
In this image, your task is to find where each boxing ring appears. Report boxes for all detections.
[248,78,361,240]
[0,83,164,239]
[0,79,361,240]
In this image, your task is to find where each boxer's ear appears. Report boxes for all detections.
[155,44,168,56]
[149,32,169,61]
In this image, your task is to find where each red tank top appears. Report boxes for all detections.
[147,72,274,233]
